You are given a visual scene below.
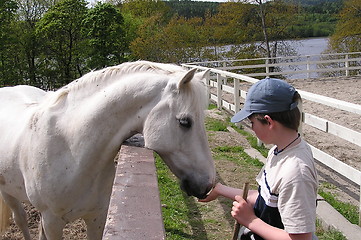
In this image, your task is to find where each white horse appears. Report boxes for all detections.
[0,61,216,239]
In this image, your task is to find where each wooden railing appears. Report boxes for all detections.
[182,61,361,225]
[186,52,361,79]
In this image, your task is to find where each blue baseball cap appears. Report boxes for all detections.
[231,78,298,123]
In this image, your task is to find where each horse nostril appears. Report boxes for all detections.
[181,177,213,199]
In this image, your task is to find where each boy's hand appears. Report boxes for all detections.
[231,195,257,226]
[198,182,221,202]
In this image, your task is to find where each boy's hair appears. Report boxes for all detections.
[252,92,302,131]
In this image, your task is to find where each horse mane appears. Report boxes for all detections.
[45,61,185,107]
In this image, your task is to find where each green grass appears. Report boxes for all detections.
[316,219,346,240]
[318,187,359,225]
[155,154,210,239]
[205,117,228,132]
[213,145,264,168]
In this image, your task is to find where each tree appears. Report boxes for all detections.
[329,0,361,52]
[36,0,88,88]
[82,2,127,69]
[123,0,173,61]
[13,0,57,88]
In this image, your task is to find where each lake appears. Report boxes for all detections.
[285,37,329,56]
[280,37,329,79]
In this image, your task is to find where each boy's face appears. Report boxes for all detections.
[249,115,271,144]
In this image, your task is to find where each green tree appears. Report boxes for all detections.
[130,14,166,62]
[36,0,88,88]
[0,0,19,86]
[160,15,208,63]
[82,2,126,69]
[329,0,361,52]
[123,0,172,61]
[121,0,171,20]
[14,0,57,88]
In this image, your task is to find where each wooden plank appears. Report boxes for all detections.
[310,145,361,185]
[298,90,361,115]
[103,145,165,240]
[328,121,361,148]
[303,113,328,132]
[304,113,361,147]
[223,84,233,94]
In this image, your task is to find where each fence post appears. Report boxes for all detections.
[265,58,270,77]
[204,70,211,107]
[217,73,223,109]
[233,77,240,114]
[345,54,349,77]
[306,56,310,79]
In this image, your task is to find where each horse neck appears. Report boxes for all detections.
[60,74,167,155]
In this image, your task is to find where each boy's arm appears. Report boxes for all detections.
[198,183,258,203]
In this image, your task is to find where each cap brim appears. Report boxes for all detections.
[231,109,252,123]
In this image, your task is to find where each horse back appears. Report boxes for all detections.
[0,85,48,200]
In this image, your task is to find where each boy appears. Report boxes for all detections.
[200,78,318,240]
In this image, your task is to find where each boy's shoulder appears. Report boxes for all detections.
[268,140,316,180]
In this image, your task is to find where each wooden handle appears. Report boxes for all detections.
[231,182,250,240]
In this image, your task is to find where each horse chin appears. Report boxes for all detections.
[180,178,214,200]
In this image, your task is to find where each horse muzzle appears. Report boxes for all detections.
[180,175,215,199]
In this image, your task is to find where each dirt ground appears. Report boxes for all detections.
[2,76,360,239]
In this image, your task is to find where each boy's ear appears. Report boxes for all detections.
[264,115,273,125]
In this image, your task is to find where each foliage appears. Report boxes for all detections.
[329,0,361,53]
[36,0,88,88]
[0,0,19,86]
[0,0,350,88]
[82,2,126,69]
[165,0,219,20]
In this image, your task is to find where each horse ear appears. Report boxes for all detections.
[178,68,197,89]
[198,69,210,79]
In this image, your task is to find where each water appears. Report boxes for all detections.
[287,37,329,56]
[277,37,329,79]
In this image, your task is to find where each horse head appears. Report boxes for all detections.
[143,68,216,199]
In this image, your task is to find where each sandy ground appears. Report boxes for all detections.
[2,75,360,239]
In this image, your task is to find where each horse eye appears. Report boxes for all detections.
[178,117,192,128]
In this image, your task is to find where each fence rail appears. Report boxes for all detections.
[186,52,361,79]
[182,57,361,225]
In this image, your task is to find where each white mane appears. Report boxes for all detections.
[44,61,186,107]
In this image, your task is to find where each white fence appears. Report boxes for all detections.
[182,57,361,225]
[187,52,361,80]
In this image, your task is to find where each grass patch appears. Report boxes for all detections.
[205,117,228,132]
[155,154,195,239]
[213,146,264,168]
[316,219,346,240]
[318,189,359,225]
[208,104,217,110]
